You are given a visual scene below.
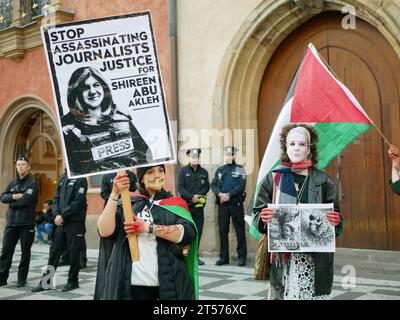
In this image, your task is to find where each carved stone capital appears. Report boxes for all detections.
[293,0,325,14]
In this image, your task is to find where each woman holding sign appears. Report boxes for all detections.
[95,164,198,300]
[252,124,343,300]
[61,67,152,175]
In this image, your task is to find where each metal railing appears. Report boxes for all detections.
[0,0,13,30]
[20,0,52,25]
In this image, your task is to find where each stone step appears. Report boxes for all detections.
[334,248,400,276]
[335,248,400,265]
[237,247,400,276]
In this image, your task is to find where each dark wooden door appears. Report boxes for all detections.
[258,12,400,250]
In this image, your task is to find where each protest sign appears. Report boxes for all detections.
[268,203,335,252]
[42,11,174,178]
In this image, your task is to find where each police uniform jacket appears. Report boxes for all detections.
[211,161,246,204]
[53,174,87,224]
[0,174,38,227]
[177,164,210,207]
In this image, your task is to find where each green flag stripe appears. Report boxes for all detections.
[160,204,199,300]
[315,122,372,170]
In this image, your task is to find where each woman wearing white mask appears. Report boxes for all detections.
[253,123,343,300]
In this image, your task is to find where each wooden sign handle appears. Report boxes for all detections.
[118,171,140,261]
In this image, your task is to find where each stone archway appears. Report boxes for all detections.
[0,96,61,217]
[213,0,400,201]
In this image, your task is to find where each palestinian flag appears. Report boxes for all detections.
[154,196,199,299]
[249,43,373,240]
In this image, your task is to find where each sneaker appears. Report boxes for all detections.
[79,261,87,269]
[61,282,79,292]
[16,280,27,288]
[198,259,205,266]
[215,259,229,266]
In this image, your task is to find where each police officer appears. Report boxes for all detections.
[211,146,247,266]
[32,169,87,292]
[177,148,210,265]
[100,170,137,207]
[0,155,38,287]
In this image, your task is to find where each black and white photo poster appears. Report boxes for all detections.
[41,12,174,178]
[268,203,335,252]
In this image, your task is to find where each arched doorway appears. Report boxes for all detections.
[258,12,400,250]
[15,110,62,211]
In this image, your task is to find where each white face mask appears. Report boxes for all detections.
[286,130,310,163]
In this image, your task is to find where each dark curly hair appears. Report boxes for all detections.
[279,123,319,165]
[67,67,113,115]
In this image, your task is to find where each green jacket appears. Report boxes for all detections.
[253,167,344,296]
[390,179,400,195]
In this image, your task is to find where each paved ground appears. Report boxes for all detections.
[0,243,399,300]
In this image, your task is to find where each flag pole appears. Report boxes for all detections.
[317,49,392,147]
[371,122,391,146]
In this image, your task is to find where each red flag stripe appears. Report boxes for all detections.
[291,49,372,124]
[159,196,190,212]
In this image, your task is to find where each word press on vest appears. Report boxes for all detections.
[91,138,134,161]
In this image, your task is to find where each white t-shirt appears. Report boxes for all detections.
[131,203,159,286]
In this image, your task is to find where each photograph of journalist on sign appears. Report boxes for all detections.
[268,204,335,252]
[268,205,301,252]
[61,66,152,175]
[300,207,335,252]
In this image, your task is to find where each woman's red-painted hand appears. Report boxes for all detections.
[260,207,274,224]
[326,211,340,226]
[124,220,148,235]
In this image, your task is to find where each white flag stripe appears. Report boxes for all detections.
[256,97,293,185]
[307,43,371,122]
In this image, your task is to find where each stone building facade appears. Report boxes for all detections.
[1,0,400,254]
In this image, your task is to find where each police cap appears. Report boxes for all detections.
[224,146,238,156]
[186,148,201,156]
[16,155,30,163]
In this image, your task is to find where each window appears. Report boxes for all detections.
[0,0,74,60]
[0,0,13,30]
[19,0,52,26]
[89,175,103,189]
